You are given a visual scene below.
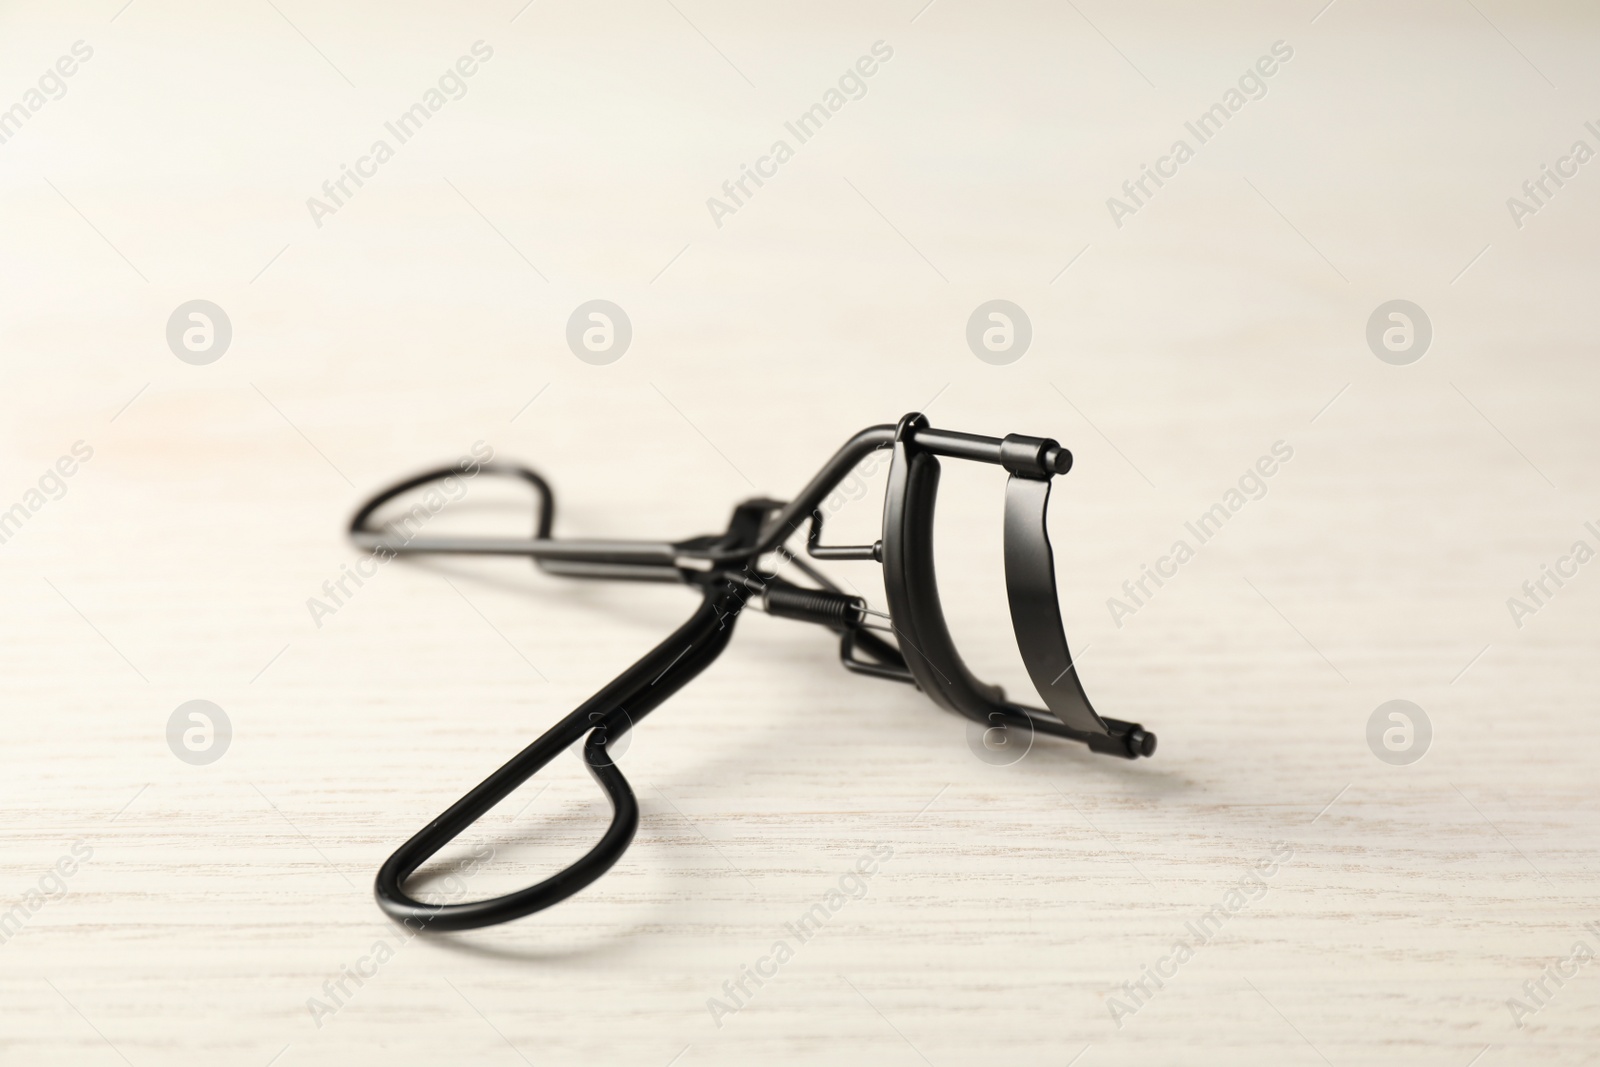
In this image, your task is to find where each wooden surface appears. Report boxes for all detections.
[2,2,1598,1064]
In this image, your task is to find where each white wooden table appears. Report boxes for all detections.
[2,2,1597,1064]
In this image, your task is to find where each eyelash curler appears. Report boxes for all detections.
[351,412,1155,932]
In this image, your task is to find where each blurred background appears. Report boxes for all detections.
[1,1,1597,1064]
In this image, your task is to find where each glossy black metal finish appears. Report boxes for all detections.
[352,412,1154,933]
[374,586,740,932]
[1004,473,1153,758]
[880,414,1009,717]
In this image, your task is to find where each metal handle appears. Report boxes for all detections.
[374,587,740,931]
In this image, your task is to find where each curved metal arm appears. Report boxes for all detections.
[374,586,741,932]
[1004,472,1155,758]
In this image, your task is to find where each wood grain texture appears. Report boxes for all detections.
[1,2,1598,1064]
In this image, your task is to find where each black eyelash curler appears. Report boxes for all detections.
[352,413,1155,932]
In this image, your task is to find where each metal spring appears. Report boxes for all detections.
[762,582,864,628]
